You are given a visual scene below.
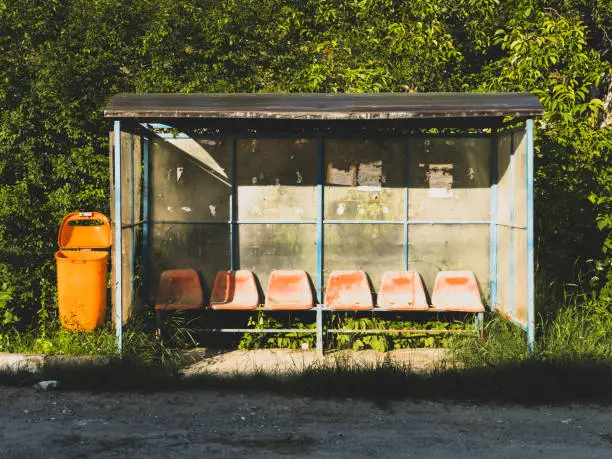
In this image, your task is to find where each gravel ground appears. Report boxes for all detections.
[1,385,612,458]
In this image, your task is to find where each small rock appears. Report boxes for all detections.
[35,380,60,390]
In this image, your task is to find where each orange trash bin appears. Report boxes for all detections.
[55,212,112,331]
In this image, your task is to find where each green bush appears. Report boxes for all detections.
[1,0,610,334]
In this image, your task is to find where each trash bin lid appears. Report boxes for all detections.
[58,212,112,249]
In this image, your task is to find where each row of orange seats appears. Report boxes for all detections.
[155,269,484,313]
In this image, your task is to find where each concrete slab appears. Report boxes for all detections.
[181,348,450,376]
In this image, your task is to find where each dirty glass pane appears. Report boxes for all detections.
[112,132,143,321]
[236,139,317,221]
[324,138,405,221]
[497,133,512,225]
[408,138,490,222]
[513,228,528,326]
[239,224,317,296]
[513,131,527,227]
[408,224,490,304]
[149,223,231,303]
[323,224,404,294]
[119,133,142,224]
[496,226,511,315]
[149,138,232,222]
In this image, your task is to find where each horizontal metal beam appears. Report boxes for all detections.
[121,220,146,229]
[495,222,528,230]
[328,329,476,335]
[202,328,316,334]
[148,220,492,226]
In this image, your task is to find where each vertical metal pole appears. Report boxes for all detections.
[526,119,535,353]
[142,135,150,304]
[476,312,484,341]
[230,136,237,270]
[113,121,123,354]
[489,133,498,311]
[509,134,515,317]
[130,135,135,308]
[404,141,410,270]
[316,134,324,355]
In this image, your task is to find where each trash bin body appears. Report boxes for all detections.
[55,212,111,331]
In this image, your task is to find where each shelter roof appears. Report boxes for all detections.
[104,92,544,120]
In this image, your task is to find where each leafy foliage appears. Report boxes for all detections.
[0,0,610,334]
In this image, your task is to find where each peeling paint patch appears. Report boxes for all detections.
[208,205,216,216]
[167,206,173,213]
[181,207,192,212]
[337,203,345,216]
[176,167,184,182]
[296,171,303,184]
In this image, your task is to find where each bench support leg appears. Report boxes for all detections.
[316,308,323,356]
[155,310,164,343]
[475,312,485,342]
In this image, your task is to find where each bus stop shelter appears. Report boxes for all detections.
[104,92,544,353]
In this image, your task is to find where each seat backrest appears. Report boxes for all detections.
[155,269,204,310]
[324,270,373,310]
[265,270,314,310]
[377,271,428,310]
[210,270,259,310]
[431,270,484,312]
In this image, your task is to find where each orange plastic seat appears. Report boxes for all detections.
[324,270,373,310]
[431,270,484,312]
[377,271,428,310]
[265,270,314,310]
[155,269,204,310]
[210,270,259,310]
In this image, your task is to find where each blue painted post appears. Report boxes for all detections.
[113,121,123,354]
[481,133,499,338]
[142,135,150,305]
[489,134,498,312]
[526,119,535,352]
[130,135,135,309]
[316,134,324,355]
[230,137,237,270]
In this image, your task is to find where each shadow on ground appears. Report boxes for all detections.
[1,348,612,405]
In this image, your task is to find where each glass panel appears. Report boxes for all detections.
[408,138,490,222]
[239,224,317,296]
[408,224,490,304]
[149,223,231,302]
[513,228,528,325]
[324,138,405,221]
[497,134,512,225]
[324,224,404,294]
[149,138,232,222]
[513,131,527,227]
[236,139,317,221]
[117,133,142,320]
[496,225,511,314]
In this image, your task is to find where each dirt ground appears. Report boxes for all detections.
[1,386,612,458]
[179,348,450,375]
[2,349,612,458]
